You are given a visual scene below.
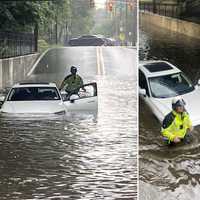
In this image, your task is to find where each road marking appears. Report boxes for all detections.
[96,47,105,75]
[27,49,49,76]
[99,47,105,75]
[96,47,101,75]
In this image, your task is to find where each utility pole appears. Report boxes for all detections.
[125,0,128,46]
[89,0,95,8]
[153,0,157,13]
[34,23,38,52]
[115,6,118,39]
[55,2,58,45]
[132,0,137,46]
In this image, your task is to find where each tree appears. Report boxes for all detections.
[0,1,50,32]
[69,0,95,37]
[0,0,95,45]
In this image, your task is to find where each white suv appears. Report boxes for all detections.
[139,60,200,126]
[0,82,98,114]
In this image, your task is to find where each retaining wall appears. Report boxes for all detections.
[0,53,39,88]
[140,11,200,39]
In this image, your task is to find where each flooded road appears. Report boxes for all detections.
[139,24,200,199]
[0,47,137,199]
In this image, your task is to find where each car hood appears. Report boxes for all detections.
[151,88,200,126]
[1,101,65,114]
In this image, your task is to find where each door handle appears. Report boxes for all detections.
[88,101,95,103]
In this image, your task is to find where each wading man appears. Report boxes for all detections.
[60,66,85,97]
[161,97,193,145]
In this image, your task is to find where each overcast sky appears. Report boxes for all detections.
[95,0,107,9]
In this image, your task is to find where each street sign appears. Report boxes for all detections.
[119,33,125,41]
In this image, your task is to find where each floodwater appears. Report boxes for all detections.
[139,24,200,199]
[0,47,137,199]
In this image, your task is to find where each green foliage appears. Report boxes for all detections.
[38,39,49,53]
[38,39,63,53]
[0,1,51,31]
[91,6,137,45]
[0,0,95,45]
[91,18,115,37]
[69,0,94,37]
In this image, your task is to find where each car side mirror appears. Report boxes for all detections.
[139,88,146,97]
[69,94,79,103]
[60,90,68,101]
[0,96,5,102]
[195,79,200,89]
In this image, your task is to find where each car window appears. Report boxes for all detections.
[7,87,61,101]
[139,70,150,96]
[78,84,95,98]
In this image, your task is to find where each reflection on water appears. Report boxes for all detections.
[139,24,200,200]
[0,74,137,199]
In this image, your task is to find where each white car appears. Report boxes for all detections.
[0,82,98,114]
[139,60,200,126]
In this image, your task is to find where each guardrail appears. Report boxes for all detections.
[0,31,36,59]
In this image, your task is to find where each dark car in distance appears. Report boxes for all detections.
[68,35,105,46]
[68,35,117,46]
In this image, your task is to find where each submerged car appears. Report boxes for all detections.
[139,60,200,126]
[0,82,98,114]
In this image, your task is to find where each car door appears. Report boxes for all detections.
[139,70,155,113]
[139,70,164,122]
[63,82,98,111]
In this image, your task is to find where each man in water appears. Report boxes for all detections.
[162,97,193,145]
[60,66,85,97]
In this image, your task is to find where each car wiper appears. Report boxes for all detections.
[158,96,168,98]
[153,95,168,98]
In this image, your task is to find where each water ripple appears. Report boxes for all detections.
[0,77,137,199]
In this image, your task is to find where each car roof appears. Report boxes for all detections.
[12,82,57,88]
[139,60,181,77]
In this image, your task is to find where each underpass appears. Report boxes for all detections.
[0,46,137,199]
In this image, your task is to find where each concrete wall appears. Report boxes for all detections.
[140,11,200,39]
[0,53,39,89]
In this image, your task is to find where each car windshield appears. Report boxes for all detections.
[149,73,194,98]
[7,87,61,101]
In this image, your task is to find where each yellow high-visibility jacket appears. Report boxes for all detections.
[161,110,192,142]
[60,74,83,92]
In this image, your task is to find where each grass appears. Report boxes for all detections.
[38,39,64,53]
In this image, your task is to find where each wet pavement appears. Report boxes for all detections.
[0,47,137,199]
[139,24,200,200]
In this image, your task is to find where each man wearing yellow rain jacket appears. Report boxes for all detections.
[162,97,193,144]
[60,66,85,97]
